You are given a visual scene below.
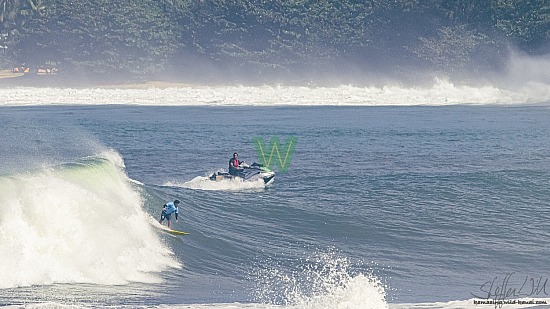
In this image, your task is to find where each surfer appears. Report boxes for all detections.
[159,199,180,228]
[229,152,244,176]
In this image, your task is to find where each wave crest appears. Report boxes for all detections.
[0,76,548,106]
[0,151,179,288]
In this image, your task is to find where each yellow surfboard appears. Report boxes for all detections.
[164,229,189,236]
[157,223,189,236]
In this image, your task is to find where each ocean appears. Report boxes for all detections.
[1,82,550,309]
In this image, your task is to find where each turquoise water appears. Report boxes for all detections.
[1,105,550,308]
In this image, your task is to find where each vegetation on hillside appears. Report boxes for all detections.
[0,0,548,80]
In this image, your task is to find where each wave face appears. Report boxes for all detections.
[0,77,548,106]
[0,151,179,288]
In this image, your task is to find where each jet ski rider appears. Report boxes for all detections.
[229,152,244,176]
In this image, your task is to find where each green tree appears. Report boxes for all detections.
[493,0,550,52]
[6,0,549,80]
[177,0,378,74]
[411,25,496,72]
[0,0,46,33]
[16,0,181,75]
[0,0,45,51]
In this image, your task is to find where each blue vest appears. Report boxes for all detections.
[164,202,178,215]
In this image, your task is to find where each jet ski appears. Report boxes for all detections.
[209,162,275,184]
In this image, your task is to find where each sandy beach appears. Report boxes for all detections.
[0,69,23,79]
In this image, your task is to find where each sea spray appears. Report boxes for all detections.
[0,77,548,106]
[251,251,388,309]
[167,175,267,191]
[0,150,179,288]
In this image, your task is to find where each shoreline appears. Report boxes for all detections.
[0,70,202,89]
[0,69,436,89]
[0,69,317,89]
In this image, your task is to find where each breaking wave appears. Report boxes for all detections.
[0,76,549,106]
[0,150,179,288]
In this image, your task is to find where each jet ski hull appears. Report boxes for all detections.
[209,163,275,184]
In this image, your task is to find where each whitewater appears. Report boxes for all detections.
[0,77,548,106]
[0,151,179,289]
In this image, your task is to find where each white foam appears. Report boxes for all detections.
[0,303,272,309]
[0,76,548,106]
[0,150,180,288]
[252,253,388,309]
[165,176,267,191]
